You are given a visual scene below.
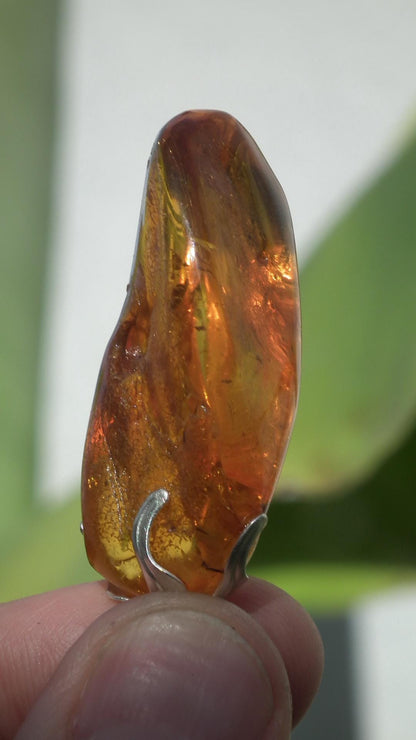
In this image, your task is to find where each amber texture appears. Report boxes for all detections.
[81,110,300,596]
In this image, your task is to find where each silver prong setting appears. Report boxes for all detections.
[132,489,187,593]
[214,513,268,598]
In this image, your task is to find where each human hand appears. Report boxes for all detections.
[0,578,323,739]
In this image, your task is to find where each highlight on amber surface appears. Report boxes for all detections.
[81,110,300,596]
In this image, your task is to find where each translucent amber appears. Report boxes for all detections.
[81,110,300,596]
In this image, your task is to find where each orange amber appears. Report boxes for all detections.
[81,110,300,596]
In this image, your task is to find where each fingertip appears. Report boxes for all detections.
[229,578,324,725]
[7,579,322,737]
[17,592,293,740]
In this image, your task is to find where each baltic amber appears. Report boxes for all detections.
[81,110,300,596]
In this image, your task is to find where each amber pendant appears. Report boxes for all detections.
[81,110,300,597]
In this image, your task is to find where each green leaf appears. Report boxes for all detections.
[0,495,96,603]
[249,563,416,614]
[0,1,59,537]
[248,422,416,611]
[281,132,416,493]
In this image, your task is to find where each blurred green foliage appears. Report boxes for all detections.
[0,0,415,609]
[0,0,59,541]
[253,422,416,607]
[281,130,416,493]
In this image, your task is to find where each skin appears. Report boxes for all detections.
[0,578,324,739]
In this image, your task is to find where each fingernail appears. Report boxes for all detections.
[73,608,274,740]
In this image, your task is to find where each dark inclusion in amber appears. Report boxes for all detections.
[81,110,300,596]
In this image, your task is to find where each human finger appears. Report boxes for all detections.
[16,590,292,739]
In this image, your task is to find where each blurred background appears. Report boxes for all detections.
[1,1,416,737]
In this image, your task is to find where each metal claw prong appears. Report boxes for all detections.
[214,513,268,598]
[132,489,187,593]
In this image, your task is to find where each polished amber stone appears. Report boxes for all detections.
[81,110,300,596]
